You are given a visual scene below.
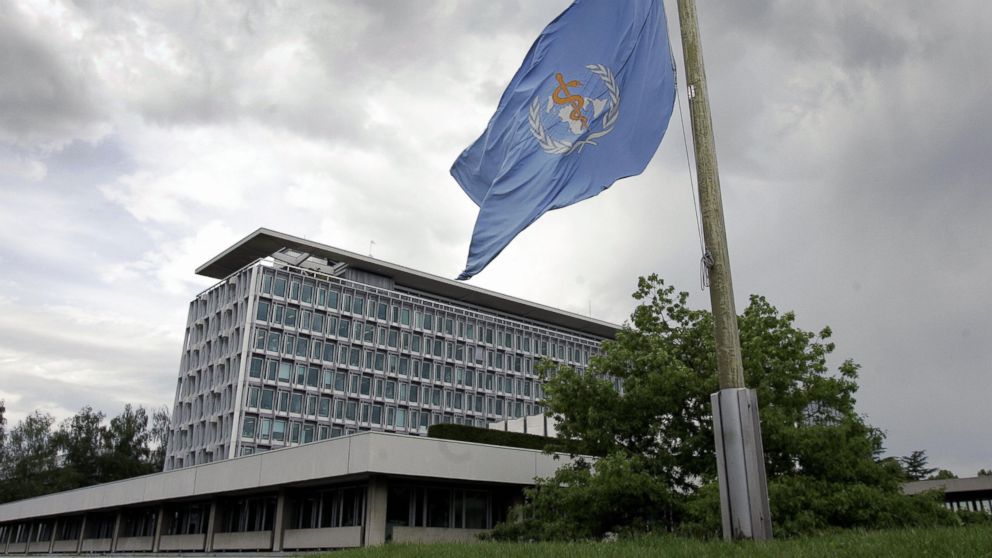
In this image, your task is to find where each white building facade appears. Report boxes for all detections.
[165,229,618,470]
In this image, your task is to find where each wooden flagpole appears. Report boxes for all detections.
[676,0,772,540]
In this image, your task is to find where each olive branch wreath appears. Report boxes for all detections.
[528,64,620,155]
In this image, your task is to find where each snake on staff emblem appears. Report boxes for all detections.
[552,72,588,130]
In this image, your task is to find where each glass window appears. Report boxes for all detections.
[266,360,278,381]
[377,302,388,321]
[256,301,270,322]
[372,405,383,425]
[285,307,298,328]
[290,282,301,301]
[353,296,365,314]
[290,422,301,443]
[260,389,274,410]
[360,375,372,396]
[338,319,351,338]
[401,308,411,326]
[328,290,339,310]
[302,284,314,304]
[319,397,330,417]
[249,357,263,378]
[307,367,319,388]
[334,372,346,391]
[291,393,303,414]
[267,332,281,353]
[312,313,324,332]
[396,408,407,428]
[259,418,272,441]
[279,362,292,382]
[261,273,273,294]
[346,401,358,421]
[303,424,315,443]
[278,391,289,412]
[323,343,336,362]
[247,387,259,408]
[296,337,309,358]
[272,420,286,441]
[317,288,326,307]
[273,305,284,324]
[241,416,256,438]
[274,276,287,297]
[385,381,396,399]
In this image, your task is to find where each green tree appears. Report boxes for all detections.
[900,450,937,480]
[100,404,157,481]
[977,469,991,477]
[149,406,171,472]
[494,276,956,539]
[930,469,957,480]
[0,412,68,502]
[53,407,107,487]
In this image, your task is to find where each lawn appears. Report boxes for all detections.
[319,526,991,558]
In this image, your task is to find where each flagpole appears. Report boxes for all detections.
[676,0,772,540]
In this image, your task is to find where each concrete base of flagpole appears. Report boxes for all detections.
[711,388,773,540]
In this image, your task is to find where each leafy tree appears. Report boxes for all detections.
[493,275,956,540]
[929,469,957,480]
[900,450,937,481]
[0,404,167,503]
[53,407,107,486]
[0,412,69,502]
[977,469,991,477]
[149,406,171,472]
[100,404,157,481]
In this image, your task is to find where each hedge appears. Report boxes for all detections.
[427,423,554,452]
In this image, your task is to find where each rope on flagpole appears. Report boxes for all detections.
[669,35,708,290]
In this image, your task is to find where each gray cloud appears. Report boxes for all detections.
[0,0,988,477]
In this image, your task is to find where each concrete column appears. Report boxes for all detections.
[2,523,9,555]
[110,512,122,553]
[75,516,87,554]
[47,519,57,554]
[151,506,166,552]
[204,501,218,552]
[271,490,287,552]
[712,389,772,540]
[362,477,388,547]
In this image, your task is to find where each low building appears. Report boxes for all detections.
[0,432,575,552]
[903,476,992,514]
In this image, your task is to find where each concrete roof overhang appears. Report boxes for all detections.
[196,228,620,339]
[0,432,578,522]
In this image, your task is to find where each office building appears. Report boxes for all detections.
[165,228,617,469]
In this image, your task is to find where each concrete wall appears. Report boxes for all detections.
[157,533,205,551]
[211,531,272,550]
[282,526,362,549]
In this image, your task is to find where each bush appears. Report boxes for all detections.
[427,423,553,452]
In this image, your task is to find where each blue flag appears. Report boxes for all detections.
[451,0,677,280]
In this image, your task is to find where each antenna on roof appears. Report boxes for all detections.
[369,240,376,258]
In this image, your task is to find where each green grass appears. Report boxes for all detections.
[318,526,992,558]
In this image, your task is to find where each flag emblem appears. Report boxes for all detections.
[529,64,620,155]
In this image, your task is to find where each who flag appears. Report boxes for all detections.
[451,0,677,280]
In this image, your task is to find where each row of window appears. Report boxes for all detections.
[255,300,594,365]
[248,357,542,399]
[257,267,599,356]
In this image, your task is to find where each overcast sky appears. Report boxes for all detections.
[0,0,988,476]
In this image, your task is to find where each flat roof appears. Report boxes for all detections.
[196,228,620,338]
[902,476,992,496]
[0,432,575,522]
